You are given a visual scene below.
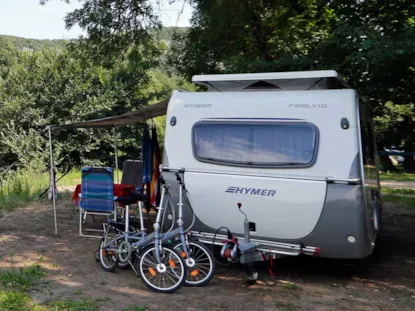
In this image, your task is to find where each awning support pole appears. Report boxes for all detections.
[48,126,58,235]
[113,127,119,184]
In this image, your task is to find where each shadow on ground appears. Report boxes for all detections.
[0,193,414,311]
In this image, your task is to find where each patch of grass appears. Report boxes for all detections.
[285,283,301,290]
[49,298,100,311]
[0,289,47,311]
[0,264,104,311]
[382,188,415,196]
[57,168,123,187]
[366,166,415,181]
[383,194,415,209]
[0,264,48,311]
[0,264,46,291]
[0,171,49,211]
[380,171,415,182]
[0,168,123,211]
[0,290,31,311]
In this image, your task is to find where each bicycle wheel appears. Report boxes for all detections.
[138,244,187,293]
[172,240,216,287]
[99,232,120,272]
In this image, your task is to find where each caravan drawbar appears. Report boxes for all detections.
[160,70,382,260]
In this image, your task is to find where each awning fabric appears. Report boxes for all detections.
[48,98,169,130]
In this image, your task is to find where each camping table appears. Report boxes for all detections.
[71,183,137,207]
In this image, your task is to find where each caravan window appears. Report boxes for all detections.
[192,122,318,167]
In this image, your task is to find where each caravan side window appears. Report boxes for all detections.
[192,122,319,167]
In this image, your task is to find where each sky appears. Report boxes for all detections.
[0,0,192,40]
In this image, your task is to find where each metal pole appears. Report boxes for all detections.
[48,126,58,235]
[113,127,119,184]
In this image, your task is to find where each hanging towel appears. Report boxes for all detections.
[142,125,152,185]
[150,125,162,207]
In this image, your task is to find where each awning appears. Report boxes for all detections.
[48,97,170,130]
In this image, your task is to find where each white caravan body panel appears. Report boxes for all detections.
[163,89,359,240]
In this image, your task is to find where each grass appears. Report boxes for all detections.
[0,170,50,210]
[49,299,100,311]
[0,263,47,311]
[382,188,415,209]
[380,171,415,182]
[285,283,301,290]
[0,264,46,291]
[0,290,39,311]
[382,188,415,196]
[0,168,122,211]
[383,194,415,209]
[0,262,106,311]
[366,166,415,181]
[57,168,123,187]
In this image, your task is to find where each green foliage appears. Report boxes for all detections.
[382,188,415,196]
[168,0,335,79]
[0,35,69,52]
[373,102,415,151]
[0,264,46,291]
[0,169,50,210]
[0,290,33,311]
[45,0,163,67]
[0,41,189,194]
[0,46,159,170]
[0,263,102,311]
[49,299,99,311]
[0,37,18,79]
[383,194,415,210]
[380,172,415,182]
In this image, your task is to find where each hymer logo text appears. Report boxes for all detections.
[289,104,327,108]
[183,104,212,108]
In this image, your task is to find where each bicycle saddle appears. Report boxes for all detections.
[114,196,137,205]
[129,191,148,202]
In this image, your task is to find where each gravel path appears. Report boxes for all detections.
[380,181,415,189]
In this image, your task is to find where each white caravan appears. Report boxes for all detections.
[160,70,382,260]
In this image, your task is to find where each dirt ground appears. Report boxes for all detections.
[0,193,414,311]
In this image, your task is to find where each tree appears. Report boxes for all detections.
[41,0,163,67]
[0,37,18,80]
[167,0,335,79]
[302,0,415,168]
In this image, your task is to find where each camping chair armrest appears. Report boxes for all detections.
[113,196,118,201]
[78,193,82,199]
[135,188,144,192]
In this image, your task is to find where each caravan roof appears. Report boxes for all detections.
[192,70,349,92]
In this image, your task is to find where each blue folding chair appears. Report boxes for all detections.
[78,166,115,237]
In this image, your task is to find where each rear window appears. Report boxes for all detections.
[192,122,318,167]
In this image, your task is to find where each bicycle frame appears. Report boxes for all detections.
[101,185,176,263]
[100,171,196,270]
[156,167,199,266]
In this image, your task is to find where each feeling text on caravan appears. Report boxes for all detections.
[226,186,276,196]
